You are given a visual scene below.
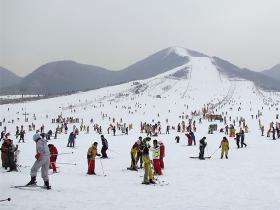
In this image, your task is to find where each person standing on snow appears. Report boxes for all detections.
[67,132,76,148]
[100,135,108,158]
[219,137,229,159]
[128,141,139,171]
[26,133,51,189]
[159,141,165,169]
[136,137,144,168]
[190,131,196,145]
[151,139,162,175]
[48,144,58,173]
[235,133,240,148]
[142,147,155,185]
[239,129,247,147]
[199,137,207,160]
[186,132,192,146]
[87,142,101,175]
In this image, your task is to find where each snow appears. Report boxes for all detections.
[0,55,280,210]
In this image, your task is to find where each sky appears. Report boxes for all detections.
[1,0,280,77]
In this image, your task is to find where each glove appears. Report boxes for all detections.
[97,154,101,157]
[35,153,41,160]
[87,154,90,159]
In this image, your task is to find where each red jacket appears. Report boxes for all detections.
[159,143,165,158]
[49,145,58,161]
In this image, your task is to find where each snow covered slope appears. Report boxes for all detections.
[0,47,280,210]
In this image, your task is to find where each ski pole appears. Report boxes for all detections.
[209,148,220,158]
[0,198,11,202]
[108,149,120,155]
[53,152,74,156]
[99,158,107,176]
[56,162,77,165]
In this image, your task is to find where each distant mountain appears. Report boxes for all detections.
[0,67,22,89]
[261,64,280,81]
[118,47,190,83]
[1,47,280,95]
[212,57,280,91]
[0,48,190,95]
[1,61,119,95]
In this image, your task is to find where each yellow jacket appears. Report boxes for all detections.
[87,145,97,160]
[130,143,139,156]
[220,139,229,150]
[142,154,152,166]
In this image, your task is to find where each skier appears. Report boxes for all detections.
[5,139,18,172]
[141,146,155,185]
[190,131,196,145]
[235,133,240,148]
[19,130,25,143]
[128,141,139,171]
[100,135,108,158]
[199,137,207,160]
[87,142,101,175]
[186,133,192,146]
[136,137,144,168]
[26,133,51,189]
[67,132,76,148]
[272,126,276,140]
[219,137,229,159]
[48,144,58,173]
[151,139,162,175]
[159,141,165,169]
[239,129,247,147]
[261,126,264,136]
[1,139,8,169]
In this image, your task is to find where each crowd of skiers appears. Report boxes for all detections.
[127,136,165,184]
[1,100,279,190]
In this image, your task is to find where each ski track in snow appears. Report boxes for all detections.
[1,52,280,210]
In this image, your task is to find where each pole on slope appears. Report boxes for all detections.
[99,158,107,177]
[0,198,11,202]
[53,152,74,156]
[108,149,120,155]
[55,162,77,165]
[209,148,220,158]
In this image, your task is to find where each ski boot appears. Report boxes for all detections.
[149,179,156,184]
[44,180,51,190]
[142,181,150,185]
[26,176,37,186]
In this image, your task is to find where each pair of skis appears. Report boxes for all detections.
[189,156,211,159]
[11,184,51,190]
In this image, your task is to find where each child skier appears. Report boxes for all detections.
[48,144,58,173]
[219,137,229,159]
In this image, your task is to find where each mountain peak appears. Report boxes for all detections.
[166,46,209,58]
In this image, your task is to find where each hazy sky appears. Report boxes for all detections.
[1,0,280,76]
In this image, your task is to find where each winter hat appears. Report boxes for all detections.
[33,133,41,141]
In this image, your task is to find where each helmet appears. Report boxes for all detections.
[33,133,41,141]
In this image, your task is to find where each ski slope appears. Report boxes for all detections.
[1,49,280,210]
